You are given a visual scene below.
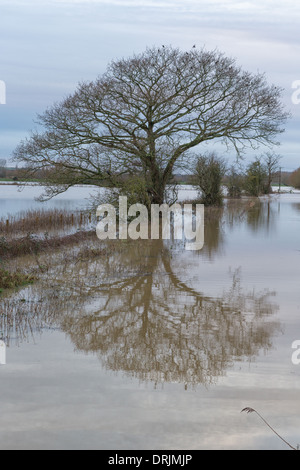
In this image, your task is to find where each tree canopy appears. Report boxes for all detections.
[14,45,289,204]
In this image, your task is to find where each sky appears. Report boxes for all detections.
[0,0,300,170]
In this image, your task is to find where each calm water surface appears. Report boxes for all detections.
[0,184,101,218]
[0,187,300,450]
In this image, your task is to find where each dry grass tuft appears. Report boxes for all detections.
[241,407,297,450]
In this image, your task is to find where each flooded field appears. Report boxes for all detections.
[0,183,101,218]
[0,185,300,450]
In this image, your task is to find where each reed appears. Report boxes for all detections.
[241,407,297,450]
[0,208,94,236]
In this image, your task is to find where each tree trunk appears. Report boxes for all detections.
[151,178,165,205]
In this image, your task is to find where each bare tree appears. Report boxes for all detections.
[244,158,268,197]
[13,46,289,203]
[262,151,282,193]
[225,163,245,198]
[192,152,226,206]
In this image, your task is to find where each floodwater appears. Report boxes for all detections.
[0,183,198,218]
[0,186,300,450]
[0,183,102,218]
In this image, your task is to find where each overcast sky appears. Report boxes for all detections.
[1,0,300,170]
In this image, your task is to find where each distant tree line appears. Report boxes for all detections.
[3,152,297,210]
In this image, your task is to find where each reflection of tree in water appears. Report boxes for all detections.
[220,198,278,236]
[0,206,281,387]
[145,205,225,261]
[244,200,277,234]
[0,290,62,346]
[193,199,278,260]
[201,207,225,259]
[58,240,280,388]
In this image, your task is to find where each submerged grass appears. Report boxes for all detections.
[0,230,98,259]
[0,205,118,294]
[0,267,36,293]
[0,207,102,294]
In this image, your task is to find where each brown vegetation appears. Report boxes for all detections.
[0,230,98,260]
[0,267,36,292]
[0,207,101,293]
[0,208,93,236]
